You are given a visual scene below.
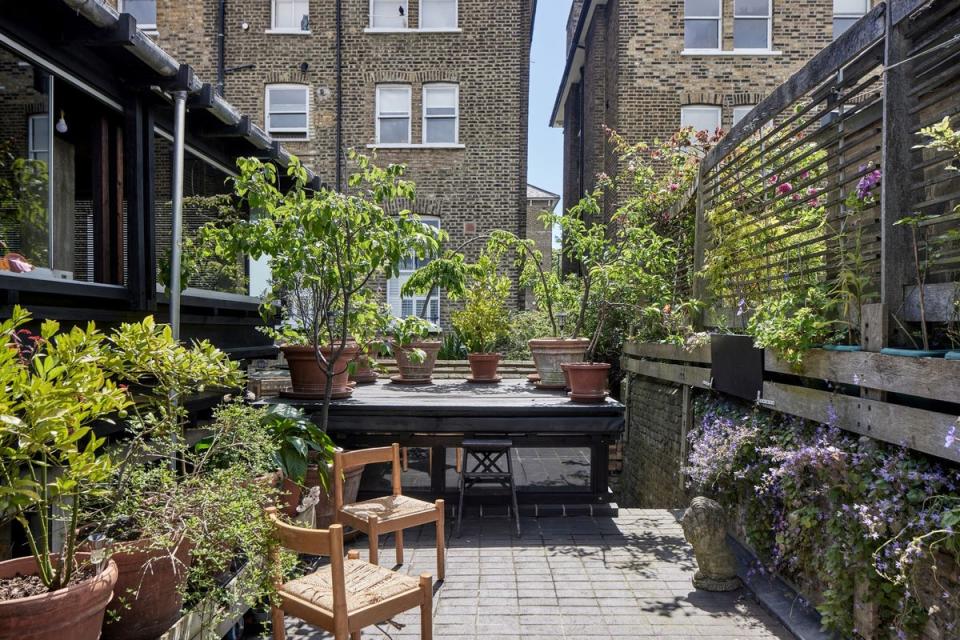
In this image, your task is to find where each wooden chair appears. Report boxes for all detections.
[266,507,433,640]
[334,444,445,581]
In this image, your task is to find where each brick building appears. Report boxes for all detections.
[524,183,559,309]
[107,0,535,326]
[552,0,877,222]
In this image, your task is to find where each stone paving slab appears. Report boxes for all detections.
[273,509,794,639]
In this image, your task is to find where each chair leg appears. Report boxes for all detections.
[435,499,445,581]
[396,529,404,566]
[455,447,462,473]
[506,448,521,537]
[369,515,380,566]
[271,604,285,640]
[419,574,433,640]
[351,632,361,640]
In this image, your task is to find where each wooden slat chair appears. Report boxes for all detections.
[266,507,433,640]
[334,444,446,581]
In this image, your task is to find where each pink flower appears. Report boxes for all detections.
[777,182,793,195]
[668,182,680,192]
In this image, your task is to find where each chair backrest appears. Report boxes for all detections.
[333,444,402,512]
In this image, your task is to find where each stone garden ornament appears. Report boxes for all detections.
[680,496,743,591]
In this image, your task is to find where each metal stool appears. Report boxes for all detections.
[456,439,521,537]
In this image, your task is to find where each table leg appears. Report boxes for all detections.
[590,438,609,501]
[430,446,446,496]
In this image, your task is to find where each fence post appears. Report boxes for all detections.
[878,1,915,348]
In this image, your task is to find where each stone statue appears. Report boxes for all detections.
[680,496,742,591]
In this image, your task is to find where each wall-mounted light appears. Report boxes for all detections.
[55,110,68,134]
[241,21,249,30]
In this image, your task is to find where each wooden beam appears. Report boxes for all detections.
[620,357,712,390]
[762,381,959,464]
[622,341,711,364]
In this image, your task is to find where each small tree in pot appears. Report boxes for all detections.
[388,315,441,383]
[451,254,511,382]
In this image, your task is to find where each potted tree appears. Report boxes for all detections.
[0,307,125,640]
[389,315,442,383]
[451,254,511,383]
[348,292,391,385]
[201,153,440,429]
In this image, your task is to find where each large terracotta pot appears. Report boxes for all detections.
[564,362,611,403]
[281,343,359,398]
[528,338,590,388]
[0,553,118,640]
[307,464,366,528]
[392,340,441,383]
[101,537,192,640]
[467,353,501,382]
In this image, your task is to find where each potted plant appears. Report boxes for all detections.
[389,315,441,383]
[451,254,511,382]
[347,293,391,385]
[201,153,440,430]
[0,307,126,640]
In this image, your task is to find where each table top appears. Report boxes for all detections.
[263,378,624,419]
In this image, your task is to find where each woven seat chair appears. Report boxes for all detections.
[266,507,433,640]
[334,444,445,581]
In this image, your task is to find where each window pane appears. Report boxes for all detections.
[425,86,456,110]
[834,0,867,13]
[735,0,769,16]
[421,0,457,28]
[379,117,410,143]
[269,88,307,111]
[372,0,407,28]
[269,113,307,129]
[123,0,157,25]
[401,298,414,317]
[30,116,49,155]
[425,118,456,144]
[832,16,860,38]
[684,19,719,49]
[684,0,720,16]
[734,18,769,48]
[681,107,721,133]
[378,87,410,115]
[732,106,754,126]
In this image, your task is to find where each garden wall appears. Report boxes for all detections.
[619,374,688,509]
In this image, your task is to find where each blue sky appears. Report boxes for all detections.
[527,1,573,214]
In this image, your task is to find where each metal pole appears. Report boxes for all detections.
[47,75,55,270]
[169,90,187,341]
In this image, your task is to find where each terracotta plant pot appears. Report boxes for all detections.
[101,537,192,640]
[392,340,441,383]
[307,464,365,528]
[281,343,359,398]
[0,553,118,640]
[564,362,611,403]
[528,338,590,388]
[349,351,379,385]
[467,353,501,382]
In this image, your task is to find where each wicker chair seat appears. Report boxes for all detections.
[281,559,420,613]
[342,495,435,523]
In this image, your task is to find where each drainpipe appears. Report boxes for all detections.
[169,90,187,341]
[217,0,226,96]
[335,0,343,190]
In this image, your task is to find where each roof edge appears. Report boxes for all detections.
[549,0,606,129]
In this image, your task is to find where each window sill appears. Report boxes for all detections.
[681,49,782,56]
[363,27,462,34]
[366,143,465,149]
[264,29,313,35]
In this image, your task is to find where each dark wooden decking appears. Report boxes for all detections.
[266,379,625,507]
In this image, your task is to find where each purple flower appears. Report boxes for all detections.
[946,423,957,449]
[856,168,882,200]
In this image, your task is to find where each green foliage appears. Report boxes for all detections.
[390,315,434,347]
[0,140,49,268]
[437,332,468,360]
[0,307,131,591]
[500,310,556,360]
[258,405,336,488]
[747,286,835,370]
[451,254,511,353]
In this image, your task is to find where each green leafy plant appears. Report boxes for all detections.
[258,405,336,489]
[388,315,435,364]
[747,286,835,370]
[437,332,468,360]
[450,254,511,354]
[0,306,131,591]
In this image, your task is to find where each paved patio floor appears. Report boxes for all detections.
[278,509,794,639]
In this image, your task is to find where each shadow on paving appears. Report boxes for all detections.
[254,510,796,639]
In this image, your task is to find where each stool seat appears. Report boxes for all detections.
[457,438,521,537]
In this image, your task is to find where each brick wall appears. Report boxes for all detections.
[619,374,688,508]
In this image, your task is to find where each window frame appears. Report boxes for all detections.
[680,104,723,137]
[388,217,442,325]
[683,0,723,52]
[832,0,869,39]
[733,0,772,51]
[118,0,158,31]
[264,84,310,140]
[419,0,459,30]
[422,83,459,145]
[270,0,310,32]
[376,84,412,145]
[27,113,50,163]
[369,0,409,30]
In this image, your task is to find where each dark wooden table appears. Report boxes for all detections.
[266,379,624,505]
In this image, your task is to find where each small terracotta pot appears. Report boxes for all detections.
[393,340,441,383]
[467,353,501,381]
[350,351,379,385]
[528,338,590,388]
[564,362,611,403]
[0,553,118,640]
[281,343,359,398]
[101,537,192,640]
